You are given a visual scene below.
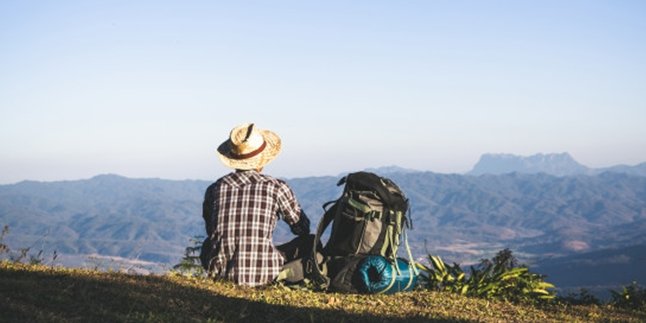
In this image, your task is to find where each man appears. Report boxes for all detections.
[200,123,310,287]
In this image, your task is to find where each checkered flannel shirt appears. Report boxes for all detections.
[202,170,305,287]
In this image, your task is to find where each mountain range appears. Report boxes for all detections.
[1,153,645,295]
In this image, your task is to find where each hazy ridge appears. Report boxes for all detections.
[1,154,645,294]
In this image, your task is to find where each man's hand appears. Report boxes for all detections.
[289,210,311,236]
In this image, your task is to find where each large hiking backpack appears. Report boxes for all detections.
[307,171,418,293]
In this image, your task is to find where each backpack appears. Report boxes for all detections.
[306,171,418,293]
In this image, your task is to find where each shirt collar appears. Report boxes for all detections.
[222,170,263,187]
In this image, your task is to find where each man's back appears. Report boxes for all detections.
[202,170,302,286]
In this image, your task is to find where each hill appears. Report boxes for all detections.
[0,174,208,267]
[597,162,646,177]
[2,261,644,322]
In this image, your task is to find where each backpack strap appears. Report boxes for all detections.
[402,206,419,276]
[376,261,399,294]
[403,225,419,276]
[302,175,351,290]
[304,200,337,290]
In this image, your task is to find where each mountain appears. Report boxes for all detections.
[382,171,646,261]
[469,153,646,177]
[469,153,589,176]
[1,170,646,292]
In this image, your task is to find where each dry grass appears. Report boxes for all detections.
[1,261,644,322]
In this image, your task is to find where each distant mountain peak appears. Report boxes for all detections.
[91,173,126,179]
[469,152,589,176]
[363,165,420,175]
[90,174,128,181]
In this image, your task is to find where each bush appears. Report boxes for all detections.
[417,248,556,303]
[610,282,646,311]
[559,288,601,306]
[172,235,206,277]
[0,225,49,265]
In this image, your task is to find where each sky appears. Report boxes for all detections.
[1,1,645,184]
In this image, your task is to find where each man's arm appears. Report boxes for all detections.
[202,183,217,237]
[276,181,311,236]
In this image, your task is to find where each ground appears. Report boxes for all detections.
[1,261,644,322]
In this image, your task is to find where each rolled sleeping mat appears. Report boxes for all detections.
[356,255,418,294]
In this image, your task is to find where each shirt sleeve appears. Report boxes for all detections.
[275,180,310,235]
[275,180,301,224]
[202,183,217,237]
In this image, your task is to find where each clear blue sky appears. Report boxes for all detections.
[1,1,645,183]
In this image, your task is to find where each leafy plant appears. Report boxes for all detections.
[417,254,470,295]
[417,249,556,303]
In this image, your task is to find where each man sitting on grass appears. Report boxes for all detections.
[200,123,310,287]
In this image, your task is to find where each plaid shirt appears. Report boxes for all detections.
[202,170,303,287]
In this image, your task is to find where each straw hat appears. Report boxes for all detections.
[217,123,282,170]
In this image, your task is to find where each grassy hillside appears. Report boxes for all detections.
[1,262,644,322]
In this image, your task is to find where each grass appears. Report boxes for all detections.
[1,261,645,322]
